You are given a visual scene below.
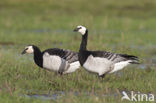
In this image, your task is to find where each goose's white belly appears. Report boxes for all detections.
[109,60,130,73]
[43,52,65,71]
[64,61,80,74]
[83,55,113,75]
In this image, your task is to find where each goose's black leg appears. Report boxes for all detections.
[58,71,63,75]
[98,74,106,82]
[99,74,106,78]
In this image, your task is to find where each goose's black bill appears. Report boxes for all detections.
[21,48,28,54]
[73,28,79,32]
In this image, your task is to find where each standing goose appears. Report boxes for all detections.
[73,25,139,77]
[21,45,80,75]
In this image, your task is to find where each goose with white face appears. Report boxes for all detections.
[73,25,139,78]
[21,45,80,75]
[21,46,34,54]
[73,25,87,35]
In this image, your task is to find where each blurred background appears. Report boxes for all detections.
[0,0,156,102]
[0,0,156,46]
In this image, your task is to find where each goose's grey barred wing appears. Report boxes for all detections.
[90,51,139,64]
[62,50,79,63]
[43,48,78,63]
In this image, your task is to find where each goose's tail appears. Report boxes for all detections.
[120,54,139,64]
[109,54,139,73]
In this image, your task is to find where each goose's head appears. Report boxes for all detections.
[73,25,87,35]
[21,45,34,54]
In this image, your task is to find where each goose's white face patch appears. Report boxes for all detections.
[25,46,34,54]
[77,25,87,35]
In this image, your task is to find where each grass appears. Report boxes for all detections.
[0,0,156,102]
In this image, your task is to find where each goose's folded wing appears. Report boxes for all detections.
[43,48,79,63]
[90,51,139,64]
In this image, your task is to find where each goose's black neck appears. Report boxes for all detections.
[79,30,88,52]
[33,46,43,68]
[79,30,90,66]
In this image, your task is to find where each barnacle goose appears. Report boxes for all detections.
[21,45,80,75]
[73,25,139,77]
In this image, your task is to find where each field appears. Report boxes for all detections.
[0,0,156,102]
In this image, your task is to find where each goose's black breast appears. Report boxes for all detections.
[34,52,43,68]
[78,50,91,66]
